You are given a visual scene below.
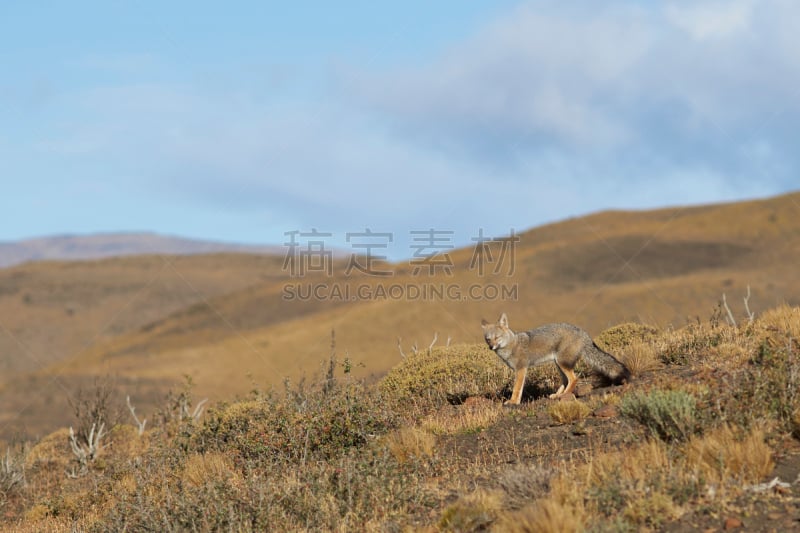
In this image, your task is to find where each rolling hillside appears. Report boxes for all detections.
[1,191,799,442]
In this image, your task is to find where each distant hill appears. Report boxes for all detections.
[0,232,285,268]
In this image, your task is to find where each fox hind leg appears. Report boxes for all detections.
[549,363,577,399]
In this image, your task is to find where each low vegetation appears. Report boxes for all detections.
[2,305,800,531]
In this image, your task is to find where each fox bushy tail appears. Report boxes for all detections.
[582,343,631,384]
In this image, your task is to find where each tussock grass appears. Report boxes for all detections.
[618,339,662,376]
[547,400,591,425]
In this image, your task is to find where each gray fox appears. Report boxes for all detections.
[481,313,630,404]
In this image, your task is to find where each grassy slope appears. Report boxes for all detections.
[2,192,800,441]
[3,305,800,531]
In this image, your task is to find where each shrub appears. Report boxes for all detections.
[380,344,512,408]
[192,380,396,463]
[596,323,659,353]
[620,389,699,442]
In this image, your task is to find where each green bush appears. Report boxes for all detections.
[621,389,699,442]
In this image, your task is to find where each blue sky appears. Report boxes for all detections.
[1,1,798,258]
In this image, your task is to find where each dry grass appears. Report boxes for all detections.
[493,498,584,533]
[439,489,504,532]
[684,425,774,485]
[757,304,800,339]
[548,438,685,529]
[24,428,70,470]
[495,463,554,510]
[422,400,503,435]
[547,400,591,425]
[385,426,436,463]
[619,339,662,375]
[181,451,241,488]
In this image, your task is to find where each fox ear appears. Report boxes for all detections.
[480,318,489,327]
[498,313,509,328]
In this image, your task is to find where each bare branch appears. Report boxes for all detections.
[411,341,419,356]
[722,293,737,327]
[397,337,406,358]
[446,336,452,347]
[428,332,439,353]
[1,448,24,491]
[67,422,105,477]
[743,285,755,324]
[191,398,208,420]
[126,396,147,436]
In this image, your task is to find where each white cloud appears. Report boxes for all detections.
[665,0,755,41]
[27,0,800,254]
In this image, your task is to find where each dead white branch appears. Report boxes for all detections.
[428,332,439,353]
[722,293,737,327]
[397,337,406,358]
[1,448,24,490]
[743,285,755,323]
[126,395,147,436]
[67,422,105,477]
[177,396,208,421]
[746,476,790,493]
[723,285,757,327]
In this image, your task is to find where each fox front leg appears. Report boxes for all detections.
[505,367,528,405]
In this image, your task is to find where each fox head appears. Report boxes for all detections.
[481,313,513,351]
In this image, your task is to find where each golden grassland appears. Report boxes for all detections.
[1,305,799,531]
[2,192,800,442]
